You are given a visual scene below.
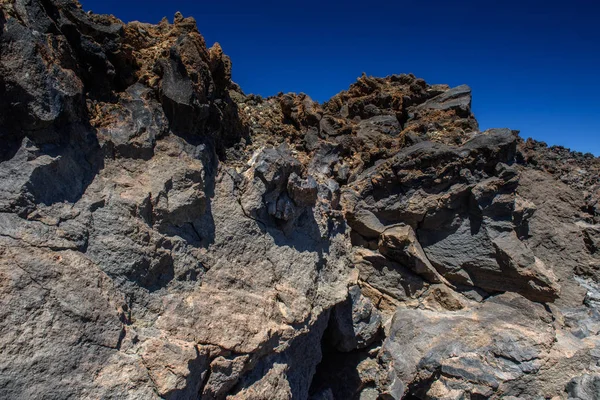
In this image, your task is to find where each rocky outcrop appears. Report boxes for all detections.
[380,293,567,398]
[1,1,599,399]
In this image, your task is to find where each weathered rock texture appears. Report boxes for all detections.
[1,1,600,399]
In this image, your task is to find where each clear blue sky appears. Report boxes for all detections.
[81,0,600,155]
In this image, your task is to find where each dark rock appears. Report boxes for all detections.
[279,93,321,128]
[269,192,296,221]
[329,286,382,352]
[353,248,426,302]
[157,48,208,135]
[288,173,318,207]
[416,84,472,114]
[1,2,599,399]
[209,42,232,91]
[578,221,600,255]
[13,0,58,34]
[0,17,83,133]
[309,388,335,400]
[319,115,351,137]
[304,129,320,151]
[346,209,385,239]
[97,83,168,159]
[254,147,302,192]
[355,115,401,145]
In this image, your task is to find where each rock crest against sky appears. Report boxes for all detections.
[78,0,600,156]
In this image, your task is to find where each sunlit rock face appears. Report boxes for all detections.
[1,1,600,399]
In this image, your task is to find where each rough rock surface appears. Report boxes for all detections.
[1,1,600,399]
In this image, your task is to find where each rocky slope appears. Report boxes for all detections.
[1,1,600,399]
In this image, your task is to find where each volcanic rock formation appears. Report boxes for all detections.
[1,1,600,399]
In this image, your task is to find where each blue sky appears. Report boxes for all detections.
[81,0,600,155]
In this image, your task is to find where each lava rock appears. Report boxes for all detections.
[346,209,385,239]
[287,172,318,207]
[379,224,444,284]
[1,2,599,399]
[329,286,382,352]
[416,84,473,114]
[319,115,351,137]
[566,374,600,400]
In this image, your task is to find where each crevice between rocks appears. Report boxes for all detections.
[308,306,384,400]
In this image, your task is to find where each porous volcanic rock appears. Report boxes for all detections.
[1,1,600,399]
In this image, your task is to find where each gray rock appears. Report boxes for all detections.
[347,209,385,239]
[288,172,318,207]
[319,115,351,137]
[329,286,382,352]
[1,2,599,399]
[416,84,472,113]
[355,115,401,144]
[254,147,302,192]
[98,83,169,159]
[378,224,444,284]
[379,293,563,399]
[269,192,297,221]
[353,248,426,302]
[566,374,600,400]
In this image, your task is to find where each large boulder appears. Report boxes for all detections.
[379,293,580,399]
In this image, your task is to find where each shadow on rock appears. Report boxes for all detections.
[27,129,104,207]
